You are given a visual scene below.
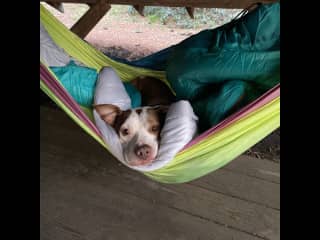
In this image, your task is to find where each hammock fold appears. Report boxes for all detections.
[40,4,280,183]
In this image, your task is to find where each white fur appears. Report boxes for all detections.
[94,67,198,172]
[119,107,159,165]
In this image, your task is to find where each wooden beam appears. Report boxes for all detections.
[186,7,194,19]
[41,0,278,9]
[70,0,110,38]
[86,3,95,7]
[41,0,97,3]
[133,5,145,16]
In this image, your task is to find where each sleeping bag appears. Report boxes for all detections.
[165,2,280,130]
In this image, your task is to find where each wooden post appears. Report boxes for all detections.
[133,5,145,16]
[47,1,64,13]
[70,0,110,38]
[186,7,194,19]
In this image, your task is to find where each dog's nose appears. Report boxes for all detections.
[134,145,152,160]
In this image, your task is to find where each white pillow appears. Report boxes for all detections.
[94,67,132,110]
[130,100,198,172]
[93,67,131,164]
[40,21,70,67]
[93,67,198,172]
[40,21,85,67]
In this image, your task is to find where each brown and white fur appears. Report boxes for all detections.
[94,76,174,166]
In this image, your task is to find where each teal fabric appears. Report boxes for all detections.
[123,82,141,108]
[50,61,98,107]
[191,80,247,131]
[166,2,280,130]
[47,2,280,131]
[50,61,141,108]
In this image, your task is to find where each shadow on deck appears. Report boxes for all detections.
[40,106,280,240]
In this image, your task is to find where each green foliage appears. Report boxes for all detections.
[127,6,241,29]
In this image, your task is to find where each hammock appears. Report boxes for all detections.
[40,4,280,184]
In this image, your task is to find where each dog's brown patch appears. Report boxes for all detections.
[113,109,132,135]
[131,76,175,106]
[146,108,166,139]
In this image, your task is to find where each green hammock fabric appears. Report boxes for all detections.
[40,4,280,183]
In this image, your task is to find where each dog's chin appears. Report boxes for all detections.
[124,153,157,167]
[128,158,154,166]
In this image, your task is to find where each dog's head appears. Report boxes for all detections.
[94,104,168,166]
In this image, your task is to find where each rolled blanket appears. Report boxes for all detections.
[49,62,141,108]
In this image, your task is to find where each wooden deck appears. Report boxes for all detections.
[40,106,280,240]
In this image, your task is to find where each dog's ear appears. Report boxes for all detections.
[93,104,121,126]
[153,105,169,127]
[154,105,169,114]
[130,76,143,90]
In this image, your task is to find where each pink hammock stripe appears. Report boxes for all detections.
[182,84,280,150]
[40,63,279,151]
[40,63,102,137]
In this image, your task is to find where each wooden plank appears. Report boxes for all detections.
[41,150,278,240]
[40,144,280,239]
[40,106,280,240]
[190,169,279,210]
[40,160,263,240]
[41,0,278,9]
[223,155,280,184]
[70,0,111,38]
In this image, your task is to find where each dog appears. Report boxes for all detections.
[94,76,175,166]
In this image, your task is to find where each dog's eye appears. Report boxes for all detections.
[122,128,129,136]
[151,126,159,132]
